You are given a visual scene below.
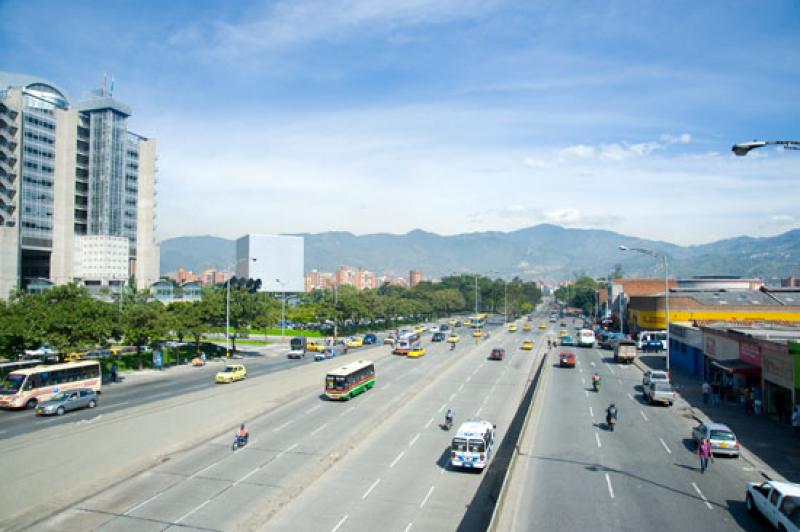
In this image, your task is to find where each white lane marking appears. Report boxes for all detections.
[307,404,322,414]
[457,383,464,392]
[482,396,489,405]
[189,460,221,480]
[409,433,421,447]
[581,377,586,385]
[332,514,349,532]
[465,375,472,383]
[100,401,129,410]
[311,422,329,436]
[659,437,672,455]
[588,406,594,418]
[362,478,381,499]
[420,485,435,508]
[274,419,294,432]
[404,523,414,532]
[691,482,713,509]
[175,499,211,523]
[742,466,757,471]
[235,467,261,485]
[475,407,483,417]
[123,492,162,515]
[605,473,615,498]
[390,451,405,468]
[425,417,434,429]
[77,414,103,425]
[438,402,447,413]
[383,382,393,390]
[578,366,583,373]
[448,393,456,401]
[595,432,602,448]
[584,390,589,398]
[276,442,299,459]
[604,363,616,375]
[627,393,636,402]
[338,406,355,418]
[640,410,649,421]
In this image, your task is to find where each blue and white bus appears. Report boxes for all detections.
[393,331,420,355]
[450,418,496,471]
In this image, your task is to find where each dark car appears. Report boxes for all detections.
[559,351,576,368]
[363,333,378,345]
[432,332,446,342]
[439,324,450,332]
[489,348,505,361]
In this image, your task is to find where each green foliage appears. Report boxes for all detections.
[554,275,600,314]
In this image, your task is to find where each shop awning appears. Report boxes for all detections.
[711,359,760,374]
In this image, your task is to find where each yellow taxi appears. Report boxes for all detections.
[407,346,426,358]
[346,336,364,348]
[447,333,460,343]
[523,324,532,332]
[539,322,547,329]
[463,319,472,327]
[449,319,458,326]
[559,329,569,337]
[472,329,483,338]
[215,364,247,383]
[521,340,534,350]
[306,340,326,352]
[413,325,426,334]
[508,324,518,332]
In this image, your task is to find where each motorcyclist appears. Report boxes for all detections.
[445,408,454,428]
[450,342,456,351]
[592,372,601,390]
[606,403,618,426]
[236,423,249,445]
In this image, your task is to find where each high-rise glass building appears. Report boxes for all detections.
[0,72,159,298]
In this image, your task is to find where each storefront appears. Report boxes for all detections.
[670,322,704,377]
[702,327,762,403]
[761,341,795,423]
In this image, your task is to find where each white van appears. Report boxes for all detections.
[637,330,667,350]
[450,418,496,471]
[577,329,595,348]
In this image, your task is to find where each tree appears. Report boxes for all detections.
[120,291,168,368]
[611,264,625,279]
[168,301,208,357]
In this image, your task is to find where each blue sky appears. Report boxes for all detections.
[2,0,798,245]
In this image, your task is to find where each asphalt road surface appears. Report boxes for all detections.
[30,318,546,531]
[0,343,337,440]
[506,317,768,531]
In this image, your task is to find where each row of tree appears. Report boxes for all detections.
[553,275,602,315]
[0,275,542,361]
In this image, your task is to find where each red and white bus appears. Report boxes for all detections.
[0,360,101,409]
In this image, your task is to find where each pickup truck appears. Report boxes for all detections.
[746,480,800,531]
[614,340,637,364]
[646,382,675,406]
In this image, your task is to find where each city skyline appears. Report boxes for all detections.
[2,1,798,245]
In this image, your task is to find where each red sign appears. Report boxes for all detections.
[739,342,762,367]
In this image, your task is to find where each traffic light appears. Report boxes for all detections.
[223,277,262,293]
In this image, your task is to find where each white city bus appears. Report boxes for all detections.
[450,418,496,471]
[0,360,101,409]
[577,329,595,348]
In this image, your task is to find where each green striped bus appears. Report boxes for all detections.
[325,360,375,401]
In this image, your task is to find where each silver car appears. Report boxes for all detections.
[692,422,740,457]
[35,389,98,416]
[643,370,669,387]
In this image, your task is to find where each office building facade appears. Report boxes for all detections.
[0,72,158,298]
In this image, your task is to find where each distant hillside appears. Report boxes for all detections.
[159,225,800,282]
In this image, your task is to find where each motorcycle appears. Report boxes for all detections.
[592,379,600,392]
[232,434,249,451]
[607,416,616,432]
[444,416,453,430]
[450,343,456,351]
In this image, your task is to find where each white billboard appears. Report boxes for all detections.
[236,234,304,293]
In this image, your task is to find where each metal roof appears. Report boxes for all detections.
[0,71,71,105]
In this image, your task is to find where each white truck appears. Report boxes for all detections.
[746,480,800,531]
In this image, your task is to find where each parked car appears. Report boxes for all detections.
[643,370,669,387]
[362,333,378,345]
[559,351,576,368]
[489,348,505,361]
[432,332,446,342]
[646,381,675,406]
[691,422,740,457]
[35,389,98,416]
[746,480,800,531]
[215,364,247,383]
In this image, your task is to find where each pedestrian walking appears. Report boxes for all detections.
[711,381,721,406]
[746,389,755,415]
[702,381,711,405]
[698,438,712,474]
[792,406,800,435]
[110,362,118,383]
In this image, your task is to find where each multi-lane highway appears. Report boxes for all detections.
[503,317,767,531]
[0,343,326,440]
[29,319,546,531]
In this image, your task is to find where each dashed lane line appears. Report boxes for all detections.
[409,433,421,447]
[595,432,602,448]
[589,406,594,418]
[659,437,672,455]
[274,419,294,432]
[420,485,435,508]
[276,442,299,459]
[306,404,322,414]
[584,390,589,398]
[390,451,405,468]
[604,363,616,375]
[404,523,414,532]
[438,402,447,413]
[235,467,261,486]
[605,473,615,499]
[362,478,381,499]
[457,383,464,392]
[448,393,456,401]
[691,482,713,510]
[640,410,649,422]
[175,499,211,524]
[425,417,434,429]
[627,393,636,402]
[311,422,329,436]
[475,407,483,417]
[332,515,349,532]
[123,493,162,516]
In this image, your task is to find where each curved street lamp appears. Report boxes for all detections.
[732,139,800,157]
[618,245,671,373]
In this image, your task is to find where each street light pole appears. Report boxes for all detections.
[618,245,670,374]
[474,274,478,315]
[225,257,256,358]
[732,139,800,156]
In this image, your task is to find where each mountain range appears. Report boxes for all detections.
[159,225,800,283]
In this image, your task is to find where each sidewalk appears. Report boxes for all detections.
[635,353,800,482]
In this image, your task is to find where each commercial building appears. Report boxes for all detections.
[409,269,422,287]
[236,234,304,293]
[0,72,159,298]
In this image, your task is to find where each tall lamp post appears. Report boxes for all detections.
[226,257,257,358]
[276,278,287,342]
[619,245,670,373]
[732,139,800,156]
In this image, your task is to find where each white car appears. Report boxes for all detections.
[430,325,440,333]
[643,370,669,387]
[287,349,305,359]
